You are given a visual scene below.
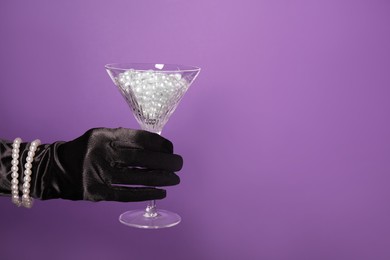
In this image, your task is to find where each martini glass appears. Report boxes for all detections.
[105,63,200,229]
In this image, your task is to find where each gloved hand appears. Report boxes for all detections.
[0,128,183,202]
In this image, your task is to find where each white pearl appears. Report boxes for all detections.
[27,151,35,157]
[22,188,30,194]
[22,194,29,200]
[11,159,18,166]
[31,140,41,146]
[24,168,32,175]
[25,162,32,169]
[12,198,21,207]
[12,194,19,200]
[172,73,182,80]
[12,189,19,195]
[11,184,18,190]
[12,153,19,159]
[11,165,18,172]
[22,182,30,189]
[11,179,18,185]
[11,172,18,178]
[26,156,33,163]
[23,200,33,208]
[23,175,31,182]
[12,148,19,154]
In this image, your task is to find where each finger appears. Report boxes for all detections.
[85,184,166,202]
[108,168,180,187]
[111,128,174,153]
[112,148,183,172]
[105,186,167,202]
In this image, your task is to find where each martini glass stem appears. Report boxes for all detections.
[144,200,158,218]
[143,130,161,219]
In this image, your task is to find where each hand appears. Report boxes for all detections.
[8,128,183,202]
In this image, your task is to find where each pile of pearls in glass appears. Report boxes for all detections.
[116,69,189,128]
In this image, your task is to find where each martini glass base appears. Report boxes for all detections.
[119,209,181,229]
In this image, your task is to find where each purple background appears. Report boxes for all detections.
[1,0,390,259]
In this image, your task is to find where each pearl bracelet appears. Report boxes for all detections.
[11,138,22,206]
[11,138,41,208]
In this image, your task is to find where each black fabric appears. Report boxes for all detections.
[0,128,182,202]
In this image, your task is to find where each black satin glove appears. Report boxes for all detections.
[0,128,183,202]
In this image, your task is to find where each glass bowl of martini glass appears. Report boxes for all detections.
[105,63,200,229]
